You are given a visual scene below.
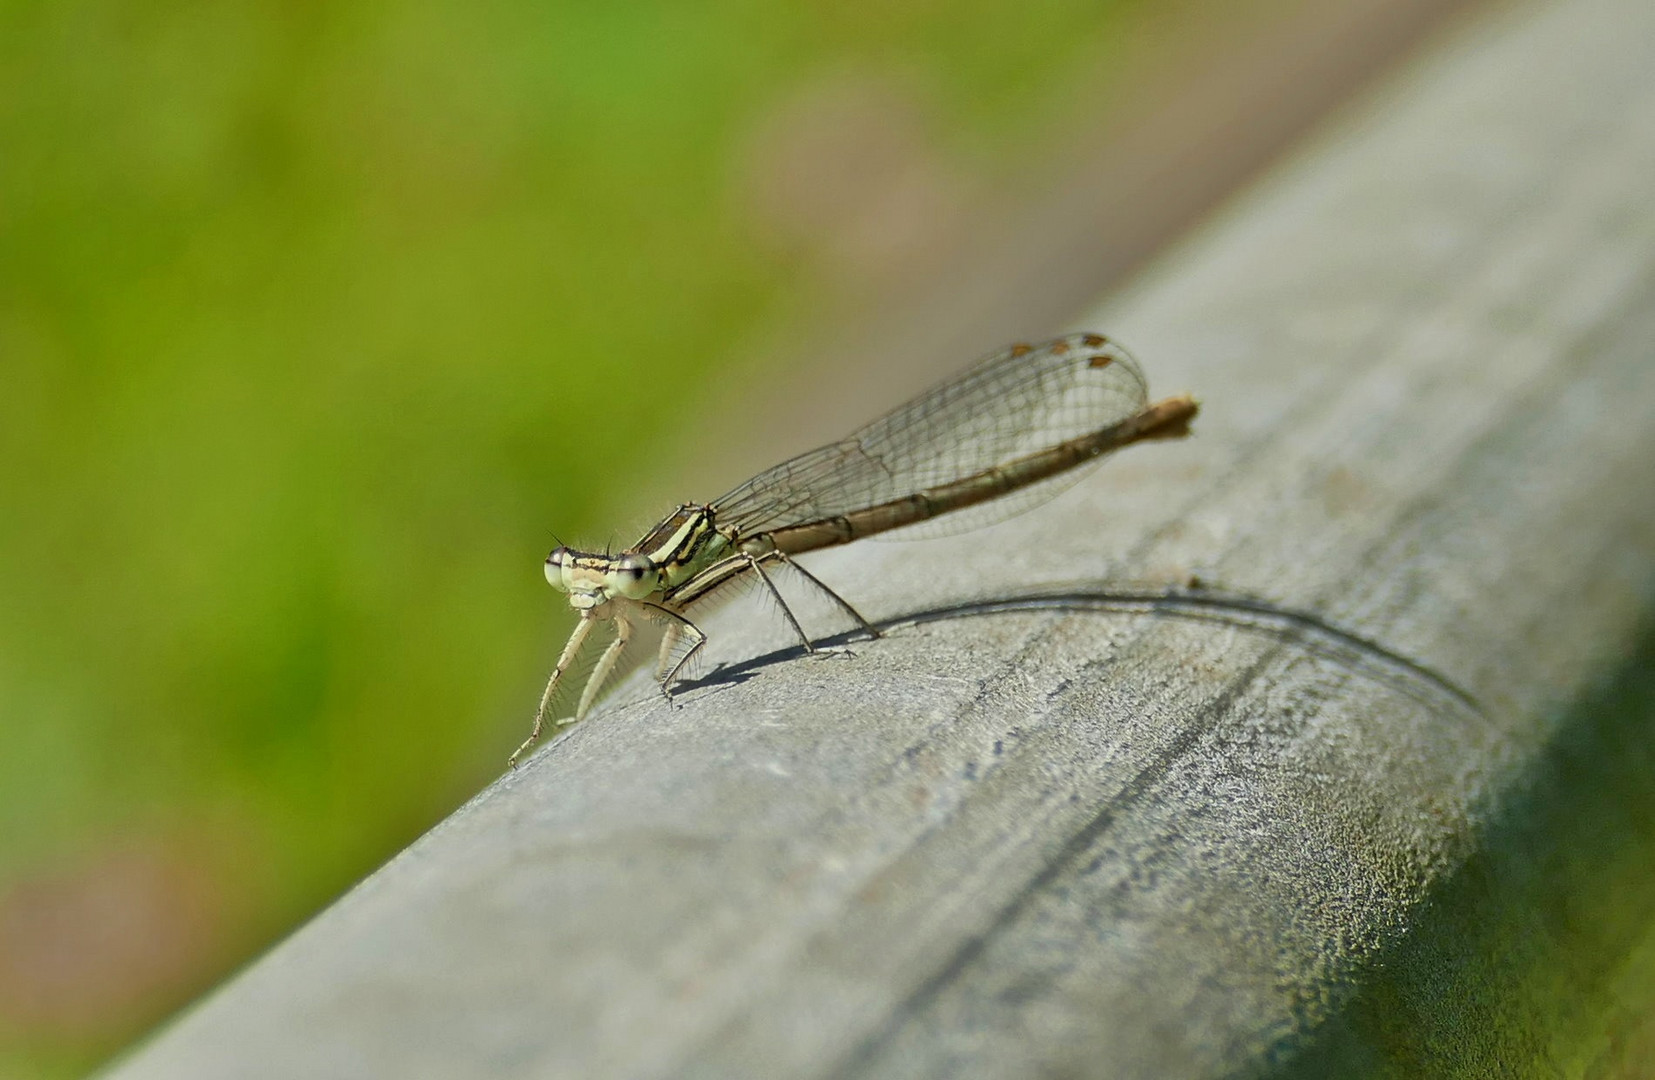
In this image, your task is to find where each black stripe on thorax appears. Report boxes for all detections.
[633,504,720,571]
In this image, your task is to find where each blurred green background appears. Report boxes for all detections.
[0,0,1270,1074]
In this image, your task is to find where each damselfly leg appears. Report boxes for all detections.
[510,613,599,767]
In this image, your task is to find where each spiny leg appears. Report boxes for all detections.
[651,605,708,693]
[511,615,599,767]
[745,552,814,653]
[772,550,878,639]
[647,549,849,696]
[655,620,682,685]
[575,611,632,719]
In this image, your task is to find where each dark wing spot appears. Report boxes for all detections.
[1080,332,1108,347]
[1010,343,1032,357]
[1088,354,1114,369]
[1050,341,1070,355]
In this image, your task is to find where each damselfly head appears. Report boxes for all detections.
[557,554,615,612]
[545,545,661,606]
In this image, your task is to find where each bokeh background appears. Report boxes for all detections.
[0,1,1469,1074]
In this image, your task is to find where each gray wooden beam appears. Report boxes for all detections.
[106,0,1655,1075]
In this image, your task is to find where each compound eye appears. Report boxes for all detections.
[611,554,657,599]
[544,546,570,589]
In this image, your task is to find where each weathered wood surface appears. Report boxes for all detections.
[108,0,1655,1075]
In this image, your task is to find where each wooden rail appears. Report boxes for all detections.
[107,0,1655,1075]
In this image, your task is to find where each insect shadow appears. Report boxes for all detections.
[666,581,1485,726]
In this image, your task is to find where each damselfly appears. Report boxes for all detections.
[511,332,1197,765]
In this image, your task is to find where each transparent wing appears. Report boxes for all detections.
[712,333,1149,538]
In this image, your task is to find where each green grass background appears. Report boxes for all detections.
[0,1,1165,1073]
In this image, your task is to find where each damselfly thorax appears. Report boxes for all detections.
[510,332,1198,766]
